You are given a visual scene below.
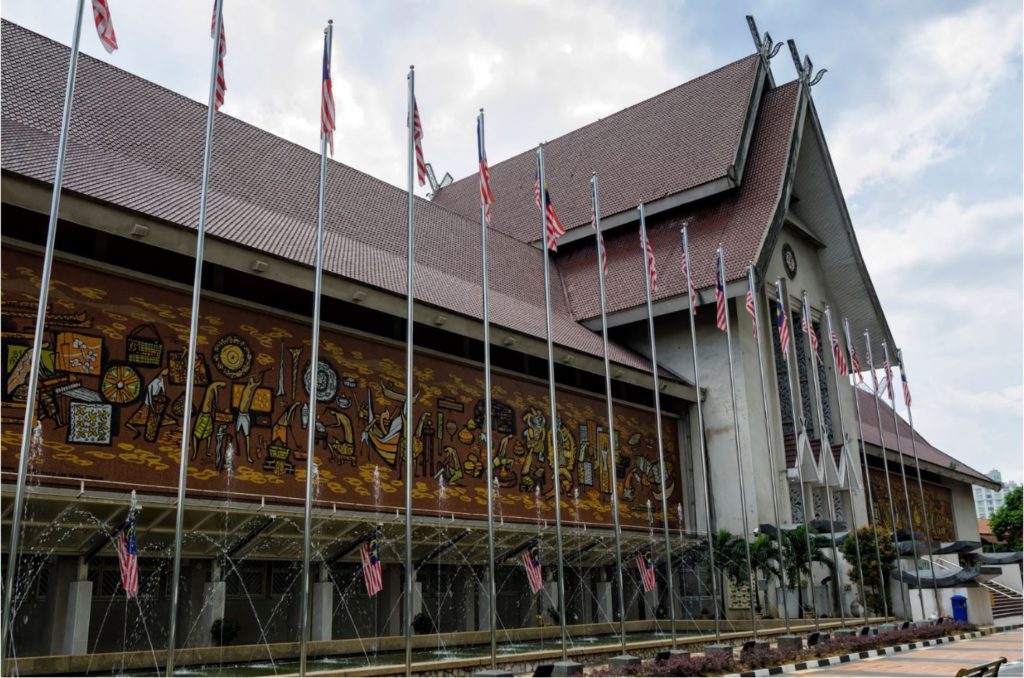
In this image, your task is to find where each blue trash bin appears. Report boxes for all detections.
[951,594,968,622]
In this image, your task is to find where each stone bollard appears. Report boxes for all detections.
[608,655,641,671]
[834,628,856,638]
[705,644,734,658]
[550,660,584,677]
[777,635,804,652]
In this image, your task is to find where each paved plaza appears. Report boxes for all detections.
[794,628,1023,677]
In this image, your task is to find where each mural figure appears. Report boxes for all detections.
[622,456,675,502]
[322,408,356,466]
[125,367,174,443]
[415,412,436,477]
[191,381,226,461]
[438,445,464,485]
[520,408,548,493]
[235,372,264,463]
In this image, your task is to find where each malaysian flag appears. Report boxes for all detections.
[901,370,912,408]
[412,99,427,187]
[845,321,864,383]
[680,229,698,315]
[801,298,819,363]
[640,226,658,293]
[522,540,543,594]
[883,354,895,401]
[830,330,848,377]
[117,512,139,599]
[714,249,727,331]
[360,531,383,597]
[745,282,757,338]
[591,178,607,276]
[210,2,226,111]
[636,548,656,593]
[321,31,335,156]
[477,112,494,224]
[774,283,791,359]
[534,157,565,250]
[91,0,117,53]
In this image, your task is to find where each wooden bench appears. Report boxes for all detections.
[955,657,1008,677]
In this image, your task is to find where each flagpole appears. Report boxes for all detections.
[897,349,942,615]
[404,65,417,677]
[799,293,846,629]
[774,281,820,633]
[843,319,884,622]
[863,331,911,620]
[477,109,499,669]
[680,226,721,643]
[2,0,87,658]
[842,318,888,620]
[823,307,868,623]
[537,144,570,661]
[297,21,332,676]
[746,266,791,633]
[637,203,678,650]
[718,247,758,640]
[882,341,925,619]
[165,2,224,673]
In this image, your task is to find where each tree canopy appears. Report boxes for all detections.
[989,486,1022,551]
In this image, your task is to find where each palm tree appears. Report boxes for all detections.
[748,534,782,616]
[780,526,833,616]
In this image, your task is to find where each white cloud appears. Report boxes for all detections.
[830,4,1023,195]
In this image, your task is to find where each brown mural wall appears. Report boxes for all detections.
[1,247,682,529]
[867,467,955,541]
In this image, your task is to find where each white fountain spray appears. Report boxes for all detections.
[224,439,234,475]
[373,464,382,507]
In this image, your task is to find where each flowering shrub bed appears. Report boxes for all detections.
[592,621,979,676]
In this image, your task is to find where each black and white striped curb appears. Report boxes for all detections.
[729,624,1022,677]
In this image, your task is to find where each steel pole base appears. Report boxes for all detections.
[833,628,856,638]
[609,655,641,670]
[656,649,690,662]
[473,670,514,677]
[742,640,771,653]
[549,660,584,676]
[705,644,734,658]
[776,635,804,652]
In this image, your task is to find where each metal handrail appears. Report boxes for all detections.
[930,556,1023,598]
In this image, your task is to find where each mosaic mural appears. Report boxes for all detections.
[0,248,681,529]
[867,467,954,541]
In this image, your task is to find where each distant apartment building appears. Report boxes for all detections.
[974,469,1020,519]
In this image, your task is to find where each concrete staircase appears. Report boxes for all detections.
[989,581,1024,619]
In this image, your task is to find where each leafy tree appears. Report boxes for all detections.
[989,487,1022,552]
[748,534,782,615]
[780,526,833,616]
[840,525,896,615]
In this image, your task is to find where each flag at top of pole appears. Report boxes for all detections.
[680,226,698,315]
[901,368,912,407]
[91,0,117,53]
[636,548,657,592]
[522,540,543,594]
[830,327,848,377]
[591,176,607,276]
[882,348,896,402]
[210,2,226,110]
[361,531,383,596]
[534,156,565,250]
[774,282,791,358]
[801,295,819,361]
[714,247,727,331]
[640,221,657,292]
[477,111,494,223]
[117,511,139,599]
[745,269,757,338]
[412,99,426,186]
[847,325,864,383]
[321,30,335,156]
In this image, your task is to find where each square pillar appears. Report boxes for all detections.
[311,581,333,641]
[61,579,92,656]
[543,581,558,625]
[379,566,403,636]
[459,574,477,632]
[477,580,492,631]
[199,581,227,647]
[595,581,612,624]
[645,586,659,620]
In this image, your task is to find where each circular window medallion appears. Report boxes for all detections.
[303,359,338,402]
[782,243,798,280]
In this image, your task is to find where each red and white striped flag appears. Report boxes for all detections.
[680,229,698,315]
[801,298,819,363]
[883,354,895,401]
[210,3,226,111]
[522,540,543,594]
[116,513,139,599]
[774,282,791,359]
[845,320,864,383]
[830,330,848,377]
[360,533,383,597]
[745,285,756,338]
[534,157,565,250]
[901,370,912,408]
[636,548,656,593]
[477,113,494,224]
[321,31,335,156]
[714,249,727,331]
[640,225,657,293]
[91,0,117,53]
[591,181,607,276]
[412,99,427,187]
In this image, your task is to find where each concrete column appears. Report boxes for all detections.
[645,586,659,620]
[199,581,227,647]
[379,566,403,636]
[61,558,92,656]
[580,571,595,624]
[477,580,491,631]
[184,561,209,648]
[459,572,476,632]
[311,581,333,641]
[543,581,558,625]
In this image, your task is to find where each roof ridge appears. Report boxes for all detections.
[436,53,761,196]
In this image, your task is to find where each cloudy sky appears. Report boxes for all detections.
[3,1,1021,483]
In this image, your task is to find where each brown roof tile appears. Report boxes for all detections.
[855,387,993,487]
[557,81,800,320]
[432,55,762,243]
[0,20,655,374]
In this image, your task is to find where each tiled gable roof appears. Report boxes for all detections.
[432,55,762,243]
[0,20,655,374]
